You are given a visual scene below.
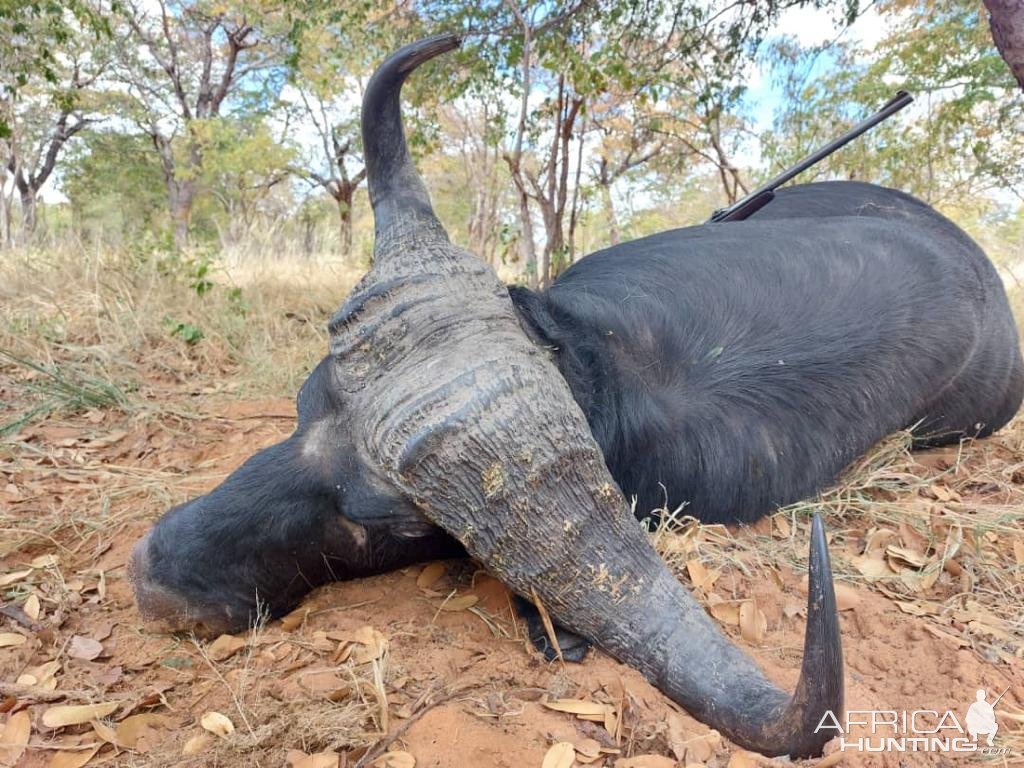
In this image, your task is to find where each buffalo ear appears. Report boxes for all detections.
[295,357,342,427]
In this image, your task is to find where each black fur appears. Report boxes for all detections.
[510,181,1023,523]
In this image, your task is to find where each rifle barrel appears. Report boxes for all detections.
[710,90,914,223]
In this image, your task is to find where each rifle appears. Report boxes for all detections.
[991,686,1010,708]
[709,90,914,223]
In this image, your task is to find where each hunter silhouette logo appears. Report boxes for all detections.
[815,686,1012,755]
[965,688,1004,747]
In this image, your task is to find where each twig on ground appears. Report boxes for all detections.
[353,684,466,768]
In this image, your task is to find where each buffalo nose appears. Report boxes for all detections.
[128,532,227,638]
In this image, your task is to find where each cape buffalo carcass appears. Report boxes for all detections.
[129,35,1024,758]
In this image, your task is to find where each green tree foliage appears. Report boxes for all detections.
[0,0,108,136]
[763,0,1023,214]
[0,0,1019,275]
[104,0,294,249]
[0,4,112,243]
[63,132,170,246]
[195,118,296,243]
[283,2,411,257]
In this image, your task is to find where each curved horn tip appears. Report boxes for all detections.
[792,512,844,759]
[808,513,837,612]
[386,34,463,76]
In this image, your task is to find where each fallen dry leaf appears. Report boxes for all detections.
[833,583,862,612]
[372,752,415,768]
[47,745,102,768]
[416,562,445,589]
[182,734,212,755]
[207,633,247,662]
[0,570,32,587]
[23,594,40,621]
[849,552,893,581]
[782,597,804,619]
[574,738,602,759]
[1,710,31,765]
[95,666,123,688]
[42,702,120,728]
[686,558,708,587]
[685,730,721,762]
[200,711,234,737]
[739,600,767,644]
[926,483,960,502]
[115,713,174,750]
[30,660,61,690]
[68,636,103,661]
[542,698,607,716]
[728,750,763,767]
[298,670,351,701]
[350,626,388,664]
[706,594,743,625]
[862,527,897,554]
[664,712,692,761]
[87,429,128,449]
[0,633,27,648]
[893,563,940,593]
[31,554,58,569]
[886,544,929,569]
[541,742,575,768]
[286,749,340,768]
[91,720,117,745]
[603,705,618,736]
[309,631,335,652]
[439,594,479,612]
[897,520,929,552]
[280,606,310,632]
[923,624,970,648]
[615,756,677,768]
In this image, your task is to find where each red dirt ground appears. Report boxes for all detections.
[1,397,1022,767]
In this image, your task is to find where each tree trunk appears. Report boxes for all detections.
[18,186,37,239]
[169,180,196,250]
[467,187,494,264]
[600,181,621,245]
[1,188,12,248]
[514,184,538,287]
[539,202,564,288]
[303,213,315,258]
[337,194,354,258]
[984,0,1024,89]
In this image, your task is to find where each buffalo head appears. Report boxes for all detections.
[130,35,843,758]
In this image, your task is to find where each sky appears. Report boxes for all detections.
[737,2,890,163]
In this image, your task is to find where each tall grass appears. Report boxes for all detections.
[0,243,364,430]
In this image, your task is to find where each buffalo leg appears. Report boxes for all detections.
[513,595,592,663]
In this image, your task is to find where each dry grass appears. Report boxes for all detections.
[0,243,362,558]
[0,244,363,435]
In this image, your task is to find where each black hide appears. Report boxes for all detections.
[511,181,1023,522]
